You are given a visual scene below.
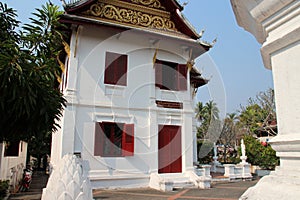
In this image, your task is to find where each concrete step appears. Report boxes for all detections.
[171,176,195,188]
[158,173,196,189]
[173,181,195,188]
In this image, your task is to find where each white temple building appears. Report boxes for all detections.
[51,0,212,190]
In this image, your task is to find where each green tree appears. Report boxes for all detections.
[197,140,214,164]
[196,101,220,162]
[27,132,52,170]
[0,3,66,142]
[196,100,219,139]
[243,135,279,169]
[239,88,276,136]
[219,113,238,163]
[195,102,206,122]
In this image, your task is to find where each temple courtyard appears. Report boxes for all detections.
[8,171,259,200]
[93,179,259,200]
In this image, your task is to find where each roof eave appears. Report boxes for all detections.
[172,0,184,11]
[175,9,200,39]
[64,0,94,13]
[60,14,211,51]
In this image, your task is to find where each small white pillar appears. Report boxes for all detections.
[211,143,221,172]
[240,139,248,164]
[201,165,212,178]
[224,164,235,179]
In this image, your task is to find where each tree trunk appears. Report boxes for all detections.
[37,155,41,170]
[224,146,227,163]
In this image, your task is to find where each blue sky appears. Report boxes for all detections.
[183,1,273,115]
[3,0,274,115]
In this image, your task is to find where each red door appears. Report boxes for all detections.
[158,125,182,173]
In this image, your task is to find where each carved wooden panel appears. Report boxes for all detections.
[80,0,178,33]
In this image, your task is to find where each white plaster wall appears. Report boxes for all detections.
[0,142,27,190]
[271,41,300,135]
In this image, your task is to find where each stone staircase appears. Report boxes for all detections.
[8,171,48,200]
[149,170,212,192]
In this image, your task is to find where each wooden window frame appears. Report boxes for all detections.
[155,59,187,91]
[4,141,20,157]
[104,52,128,86]
[94,122,134,157]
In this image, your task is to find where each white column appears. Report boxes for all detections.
[230,1,300,199]
[192,117,198,165]
[51,25,79,167]
[65,25,80,102]
[183,112,194,172]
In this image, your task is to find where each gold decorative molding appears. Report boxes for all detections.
[81,0,178,33]
[131,0,166,10]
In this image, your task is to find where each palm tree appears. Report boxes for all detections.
[227,113,238,121]
[195,102,206,122]
[195,100,220,140]
[205,100,219,122]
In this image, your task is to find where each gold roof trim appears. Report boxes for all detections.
[81,0,178,33]
[131,0,166,10]
[88,0,170,18]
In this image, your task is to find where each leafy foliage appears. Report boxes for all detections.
[28,132,52,169]
[0,180,9,199]
[196,100,220,140]
[259,144,279,170]
[243,135,279,170]
[219,113,238,163]
[195,88,278,169]
[0,2,66,142]
[239,88,276,136]
[197,140,214,164]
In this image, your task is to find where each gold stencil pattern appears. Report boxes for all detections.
[131,0,165,10]
[82,0,177,32]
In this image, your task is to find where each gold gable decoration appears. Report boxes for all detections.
[131,0,166,10]
[81,0,178,33]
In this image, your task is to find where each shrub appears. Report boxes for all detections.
[260,145,279,170]
[197,140,214,164]
[243,135,279,170]
[0,180,9,199]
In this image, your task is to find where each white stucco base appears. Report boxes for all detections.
[240,168,300,200]
[90,174,150,189]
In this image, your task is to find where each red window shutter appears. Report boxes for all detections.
[105,52,115,84]
[94,122,104,156]
[116,54,127,86]
[177,64,187,91]
[105,52,127,86]
[155,60,163,89]
[122,124,134,156]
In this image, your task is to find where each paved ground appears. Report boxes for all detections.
[8,171,48,200]
[6,171,258,200]
[93,179,259,200]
